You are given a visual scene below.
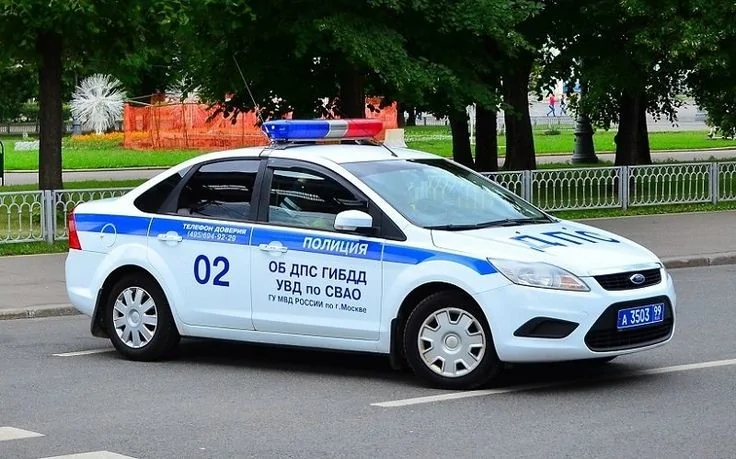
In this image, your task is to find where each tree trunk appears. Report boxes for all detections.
[406,107,417,126]
[474,105,498,172]
[339,70,366,118]
[614,89,640,166]
[396,101,406,128]
[636,92,652,164]
[37,31,64,190]
[501,57,536,171]
[449,110,474,168]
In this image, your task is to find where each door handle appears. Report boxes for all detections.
[157,232,183,243]
[259,243,288,253]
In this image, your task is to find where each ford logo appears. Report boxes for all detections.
[630,273,646,285]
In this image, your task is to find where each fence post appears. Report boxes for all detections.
[523,170,533,202]
[619,166,629,210]
[710,162,719,204]
[42,190,55,244]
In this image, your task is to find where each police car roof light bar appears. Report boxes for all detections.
[262,119,383,142]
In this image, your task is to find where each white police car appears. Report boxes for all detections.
[65,119,676,390]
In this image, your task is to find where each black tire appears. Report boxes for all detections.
[403,291,501,390]
[104,272,180,361]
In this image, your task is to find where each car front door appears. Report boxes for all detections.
[250,159,383,340]
[147,158,261,330]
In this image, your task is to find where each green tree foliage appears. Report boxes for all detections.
[544,0,692,165]
[685,2,736,138]
[0,60,36,122]
[0,0,184,189]
[180,0,538,170]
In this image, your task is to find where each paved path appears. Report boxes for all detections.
[2,168,163,186]
[586,211,736,268]
[0,210,734,318]
[3,148,736,186]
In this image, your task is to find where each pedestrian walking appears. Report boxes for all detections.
[560,95,567,115]
[546,93,557,117]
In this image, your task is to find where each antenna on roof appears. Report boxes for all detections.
[232,54,265,126]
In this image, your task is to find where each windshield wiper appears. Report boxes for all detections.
[426,217,552,231]
[480,217,553,227]
[424,223,491,231]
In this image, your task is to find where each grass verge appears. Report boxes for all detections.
[0,241,68,256]
[4,148,201,170]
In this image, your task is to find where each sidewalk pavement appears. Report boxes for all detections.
[0,210,734,320]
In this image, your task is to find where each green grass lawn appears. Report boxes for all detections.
[405,127,736,158]
[1,129,736,170]
[4,148,201,170]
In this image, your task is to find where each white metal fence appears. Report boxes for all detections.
[484,161,736,212]
[0,161,734,244]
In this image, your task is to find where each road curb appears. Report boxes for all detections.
[0,304,79,320]
[661,252,736,270]
[0,253,734,321]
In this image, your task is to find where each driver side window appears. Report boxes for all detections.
[267,167,368,231]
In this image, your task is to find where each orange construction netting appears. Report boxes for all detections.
[123,98,398,150]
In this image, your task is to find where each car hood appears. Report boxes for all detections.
[430,219,661,276]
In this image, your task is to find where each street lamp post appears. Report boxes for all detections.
[571,113,598,163]
[570,78,598,164]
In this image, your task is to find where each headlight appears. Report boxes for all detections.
[489,259,590,292]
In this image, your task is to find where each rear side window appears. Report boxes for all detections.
[176,159,259,222]
[134,168,189,214]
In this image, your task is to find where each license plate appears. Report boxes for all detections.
[617,303,665,330]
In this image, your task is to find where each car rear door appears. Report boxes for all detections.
[146,158,262,330]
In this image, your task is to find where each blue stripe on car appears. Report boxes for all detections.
[75,213,496,275]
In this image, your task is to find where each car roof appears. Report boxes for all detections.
[180,143,440,168]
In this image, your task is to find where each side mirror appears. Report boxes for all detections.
[334,210,373,232]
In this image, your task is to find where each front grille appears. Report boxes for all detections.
[594,268,662,291]
[585,296,674,352]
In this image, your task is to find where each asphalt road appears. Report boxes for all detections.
[1,265,735,458]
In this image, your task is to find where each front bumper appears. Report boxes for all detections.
[476,270,677,363]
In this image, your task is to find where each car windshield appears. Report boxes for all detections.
[343,158,552,230]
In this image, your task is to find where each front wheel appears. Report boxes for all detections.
[403,291,501,390]
[104,273,180,361]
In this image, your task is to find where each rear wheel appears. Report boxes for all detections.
[104,273,180,360]
[403,291,501,390]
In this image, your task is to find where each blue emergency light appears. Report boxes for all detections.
[262,119,383,142]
